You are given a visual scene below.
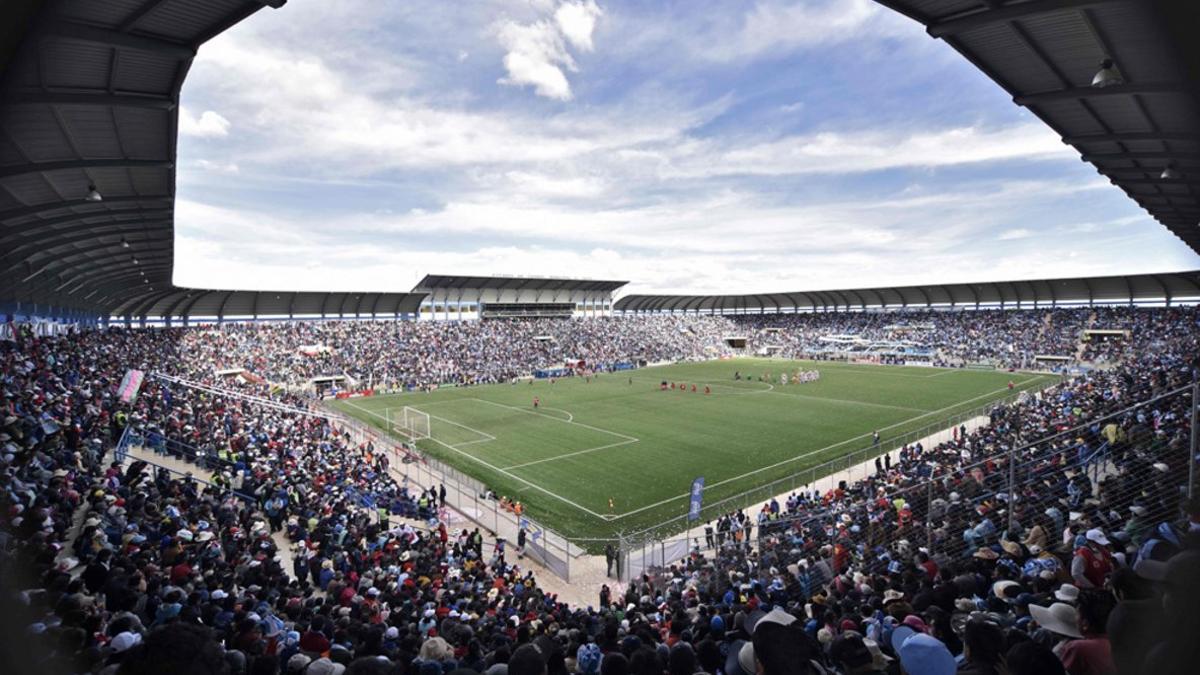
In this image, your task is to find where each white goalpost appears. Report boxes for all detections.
[390,406,431,442]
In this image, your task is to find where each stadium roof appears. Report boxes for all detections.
[873,0,1200,254]
[2,1,1196,320]
[414,275,628,293]
[108,288,426,321]
[613,270,1200,313]
[0,0,290,317]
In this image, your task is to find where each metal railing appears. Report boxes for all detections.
[117,427,259,503]
[327,373,1057,585]
[334,413,580,581]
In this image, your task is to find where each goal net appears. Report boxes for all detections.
[391,406,431,442]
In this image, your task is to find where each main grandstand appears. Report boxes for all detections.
[1,2,1199,675]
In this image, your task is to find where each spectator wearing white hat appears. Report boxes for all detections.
[1071,529,1114,589]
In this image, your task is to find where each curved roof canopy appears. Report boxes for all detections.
[109,288,426,321]
[0,0,291,317]
[873,0,1200,253]
[3,1,1196,321]
[414,275,628,294]
[614,270,1200,313]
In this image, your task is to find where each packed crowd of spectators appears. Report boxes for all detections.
[734,309,1100,369]
[1081,307,1198,365]
[1,305,1198,675]
[175,317,734,390]
[102,307,1194,394]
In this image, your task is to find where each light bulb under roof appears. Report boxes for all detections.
[84,184,103,202]
[121,237,130,248]
[1160,166,1182,180]
[1091,59,1123,88]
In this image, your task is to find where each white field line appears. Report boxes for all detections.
[608,375,1044,521]
[539,407,574,422]
[385,406,495,445]
[467,398,639,443]
[628,374,916,413]
[757,388,929,414]
[502,438,640,470]
[625,375,773,395]
[341,399,609,519]
[454,438,495,448]
[715,381,775,395]
[401,398,487,408]
[736,359,960,379]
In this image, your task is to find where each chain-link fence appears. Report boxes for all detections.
[333,378,1052,583]
[623,382,1196,583]
[611,385,1038,566]
[335,413,581,580]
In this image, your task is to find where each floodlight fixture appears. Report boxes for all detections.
[1091,59,1123,88]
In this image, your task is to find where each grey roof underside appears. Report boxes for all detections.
[0,0,286,316]
[107,288,427,320]
[872,0,1200,253]
[414,275,628,293]
[613,270,1200,311]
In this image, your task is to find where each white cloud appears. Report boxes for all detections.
[174,191,1198,297]
[623,0,911,65]
[183,34,737,177]
[495,0,602,100]
[194,159,240,174]
[555,0,603,51]
[654,122,1072,178]
[184,35,1070,182]
[179,108,231,138]
[169,0,1200,294]
[997,228,1032,240]
[503,170,607,198]
[496,18,576,100]
[174,176,1128,296]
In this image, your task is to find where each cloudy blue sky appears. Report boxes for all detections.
[172,0,1200,296]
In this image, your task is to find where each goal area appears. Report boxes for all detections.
[390,406,431,442]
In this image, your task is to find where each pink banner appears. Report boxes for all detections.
[118,369,145,404]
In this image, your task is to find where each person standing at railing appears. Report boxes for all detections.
[265,492,287,533]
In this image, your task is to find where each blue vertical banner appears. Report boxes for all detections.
[688,477,705,521]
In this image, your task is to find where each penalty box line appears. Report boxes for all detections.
[340,399,611,520]
[627,374,926,413]
[607,374,1045,521]
[463,398,643,471]
[466,398,639,442]
[385,405,496,443]
[501,438,640,470]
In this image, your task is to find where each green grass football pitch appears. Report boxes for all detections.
[329,359,1057,543]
